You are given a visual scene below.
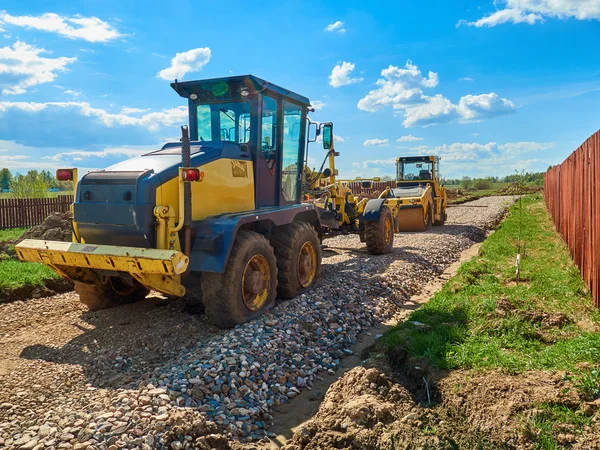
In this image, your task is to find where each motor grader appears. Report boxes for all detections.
[15,75,394,328]
[385,155,447,231]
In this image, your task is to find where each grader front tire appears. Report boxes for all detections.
[75,279,149,311]
[365,206,394,255]
[201,230,277,328]
[271,221,322,299]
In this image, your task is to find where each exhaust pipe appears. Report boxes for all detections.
[181,125,192,257]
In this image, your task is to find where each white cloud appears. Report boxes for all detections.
[120,107,150,114]
[0,100,188,131]
[397,135,424,142]
[63,89,81,96]
[358,60,514,127]
[459,77,475,81]
[357,60,439,112]
[44,147,148,161]
[0,41,76,95]
[498,141,556,154]
[459,0,600,27]
[157,47,211,81]
[325,21,346,33]
[0,11,121,42]
[360,140,557,177]
[363,138,389,147]
[311,100,326,111]
[328,61,363,88]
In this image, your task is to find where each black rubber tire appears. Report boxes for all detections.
[201,230,277,328]
[433,206,446,226]
[271,221,322,299]
[75,279,149,311]
[365,205,394,255]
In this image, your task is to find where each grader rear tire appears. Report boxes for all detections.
[201,230,277,328]
[75,279,149,311]
[271,221,322,299]
[365,205,394,255]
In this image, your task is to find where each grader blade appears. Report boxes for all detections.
[397,207,427,232]
[15,239,189,296]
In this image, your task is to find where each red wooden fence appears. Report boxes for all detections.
[545,130,599,307]
[346,181,397,197]
[0,195,73,229]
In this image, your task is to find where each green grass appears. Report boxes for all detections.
[0,226,58,289]
[377,194,599,447]
[0,227,26,243]
[0,259,58,289]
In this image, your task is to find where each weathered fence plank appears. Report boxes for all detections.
[0,195,73,229]
[545,130,600,307]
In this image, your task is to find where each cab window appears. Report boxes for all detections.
[261,96,278,173]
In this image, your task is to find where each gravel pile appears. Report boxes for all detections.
[0,196,515,449]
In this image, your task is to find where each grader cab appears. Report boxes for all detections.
[16,75,393,327]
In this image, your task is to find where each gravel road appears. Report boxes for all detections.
[0,196,515,450]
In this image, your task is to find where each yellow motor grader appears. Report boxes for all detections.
[15,75,397,328]
[386,155,448,231]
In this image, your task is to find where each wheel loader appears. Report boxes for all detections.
[15,75,394,328]
[385,155,447,231]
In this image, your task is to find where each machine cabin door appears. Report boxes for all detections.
[279,101,306,205]
[254,95,280,208]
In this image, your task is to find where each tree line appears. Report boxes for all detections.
[443,171,546,189]
[0,168,72,198]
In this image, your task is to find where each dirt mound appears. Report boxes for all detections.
[283,366,600,450]
[16,211,73,244]
[497,182,543,196]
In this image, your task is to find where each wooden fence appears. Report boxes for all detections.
[346,181,397,197]
[0,195,74,229]
[545,130,599,307]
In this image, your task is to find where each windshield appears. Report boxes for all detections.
[398,161,433,181]
[196,101,251,143]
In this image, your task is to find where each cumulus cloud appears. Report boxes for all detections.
[328,61,363,88]
[45,147,149,161]
[363,138,389,147]
[310,100,326,111]
[0,100,187,131]
[361,140,556,176]
[325,21,346,33]
[357,60,514,127]
[397,135,424,142]
[0,11,121,42]
[158,47,212,81]
[0,41,76,95]
[459,0,600,27]
[120,107,150,114]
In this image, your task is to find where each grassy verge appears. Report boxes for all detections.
[0,227,58,291]
[377,194,600,447]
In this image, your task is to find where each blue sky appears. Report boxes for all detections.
[1,0,599,179]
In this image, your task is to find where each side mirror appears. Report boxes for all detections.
[322,123,333,150]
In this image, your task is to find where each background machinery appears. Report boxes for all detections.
[303,124,403,254]
[387,155,447,231]
[16,75,394,328]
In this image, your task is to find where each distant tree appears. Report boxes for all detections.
[460,176,472,189]
[380,175,394,182]
[9,170,52,198]
[474,178,493,190]
[40,170,58,188]
[0,168,12,191]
